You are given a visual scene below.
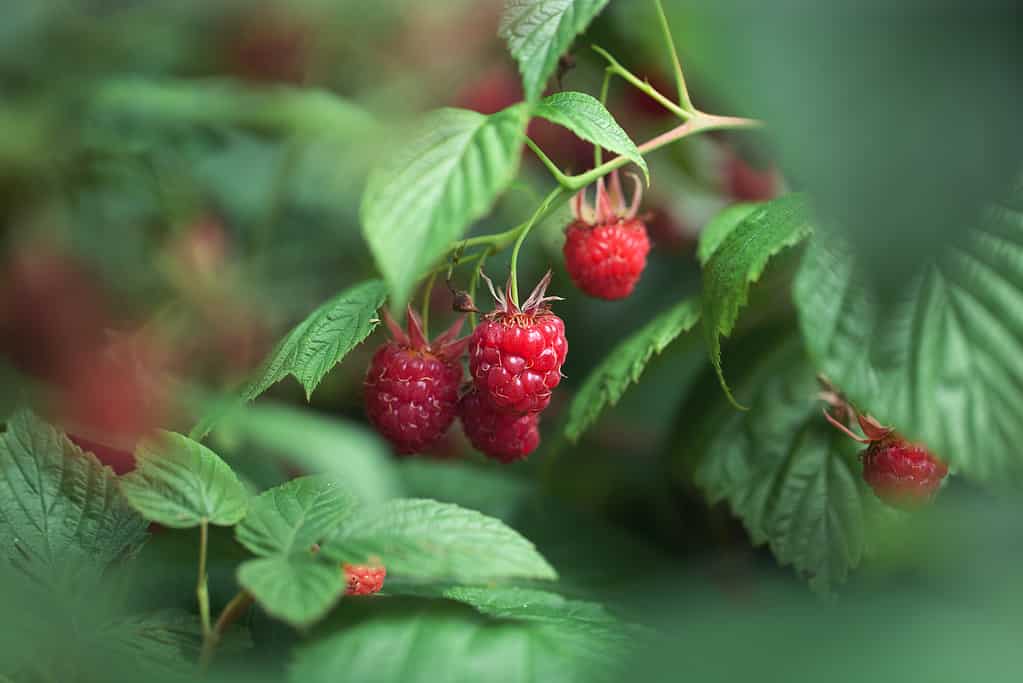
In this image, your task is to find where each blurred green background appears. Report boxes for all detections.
[2,0,1022,681]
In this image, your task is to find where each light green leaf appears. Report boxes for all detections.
[693,338,891,592]
[565,298,701,442]
[236,475,358,557]
[321,498,557,583]
[0,410,147,589]
[793,191,1023,482]
[701,193,813,405]
[535,91,647,181]
[290,595,632,683]
[211,401,401,505]
[243,279,387,403]
[697,202,761,265]
[361,105,529,309]
[121,431,248,528]
[500,0,611,102]
[238,555,344,628]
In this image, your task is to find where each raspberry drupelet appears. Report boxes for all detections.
[563,170,651,300]
[468,271,567,415]
[343,563,386,596]
[364,306,468,455]
[458,389,540,463]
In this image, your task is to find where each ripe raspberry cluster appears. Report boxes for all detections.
[343,563,386,596]
[364,273,567,464]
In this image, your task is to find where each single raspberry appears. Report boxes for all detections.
[563,170,650,300]
[458,389,540,463]
[343,563,386,596]
[364,307,468,455]
[824,405,948,509]
[468,271,567,414]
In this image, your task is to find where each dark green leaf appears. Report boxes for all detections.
[693,338,891,591]
[500,0,611,102]
[322,498,557,583]
[535,91,647,181]
[361,105,529,309]
[701,193,813,404]
[0,410,147,590]
[243,279,387,402]
[236,475,358,557]
[793,191,1023,482]
[238,555,343,628]
[565,298,701,442]
[121,431,248,528]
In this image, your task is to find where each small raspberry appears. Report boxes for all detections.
[343,563,386,596]
[468,271,567,414]
[458,389,540,463]
[861,437,948,509]
[364,307,468,455]
[563,171,650,300]
[824,405,948,509]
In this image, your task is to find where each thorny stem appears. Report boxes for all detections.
[591,45,691,121]
[197,521,212,639]
[653,0,694,112]
[199,589,255,671]
[420,269,438,337]
[509,187,565,305]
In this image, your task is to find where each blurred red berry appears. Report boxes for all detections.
[564,170,651,300]
[861,437,948,509]
[68,434,135,475]
[459,389,540,463]
[468,271,567,414]
[724,153,779,202]
[343,563,386,596]
[227,6,311,84]
[364,307,468,455]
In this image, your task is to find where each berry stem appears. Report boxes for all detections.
[199,589,254,671]
[653,0,695,112]
[509,187,565,305]
[196,520,212,639]
[525,138,572,187]
[468,247,492,329]
[420,269,438,338]
[595,69,613,169]
[591,45,691,120]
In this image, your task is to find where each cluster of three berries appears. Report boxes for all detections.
[364,272,567,462]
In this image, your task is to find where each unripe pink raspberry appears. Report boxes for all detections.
[468,272,567,414]
[564,171,650,300]
[458,389,540,463]
[364,307,468,455]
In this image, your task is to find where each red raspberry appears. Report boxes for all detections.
[563,171,650,300]
[364,307,468,455]
[458,390,540,463]
[824,406,948,509]
[343,563,386,596]
[468,272,567,414]
[861,437,948,509]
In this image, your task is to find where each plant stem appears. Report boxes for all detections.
[525,138,571,187]
[592,45,690,120]
[199,589,255,671]
[509,187,565,304]
[197,520,212,638]
[420,269,438,336]
[595,70,613,168]
[468,247,492,329]
[653,0,694,112]
[566,113,762,190]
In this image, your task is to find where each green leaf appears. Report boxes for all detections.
[243,279,387,403]
[793,192,1023,482]
[290,596,632,683]
[238,554,344,628]
[121,431,248,528]
[321,498,557,583]
[697,202,761,266]
[701,193,813,405]
[565,298,701,442]
[211,401,401,505]
[236,475,358,557]
[500,0,611,102]
[361,105,529,309]
[693,338,891,592]
[0,410,147,589]
[534,91,647,182]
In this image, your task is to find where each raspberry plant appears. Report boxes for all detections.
[1,0,1022,681]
